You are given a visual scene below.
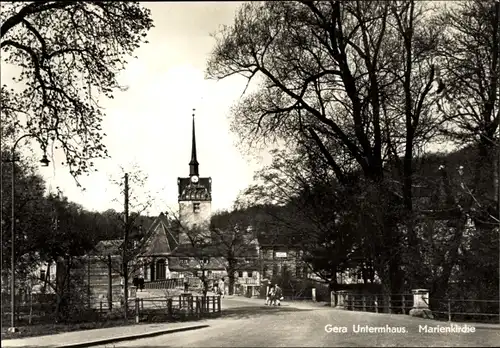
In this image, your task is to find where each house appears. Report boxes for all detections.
[258,229,310,283]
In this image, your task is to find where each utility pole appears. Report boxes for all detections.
[123,173,130,320]
[497,131,500,324]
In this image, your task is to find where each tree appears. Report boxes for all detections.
[236,148,377,286]
[102,166,156,319]
[1,2,153,178]
[207,1,444,293]
[210,209,259,295]
[160,210,215,297]
[1,149,50,284]
[13,188,99,323]
[436,0,499,224]
[423,0,500,301]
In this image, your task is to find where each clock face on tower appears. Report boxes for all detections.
[191,175,199,184]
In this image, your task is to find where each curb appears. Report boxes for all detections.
[59,324,210,348]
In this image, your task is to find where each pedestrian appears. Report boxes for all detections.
[266,284,275,306]
[219,278,225,298]
[213,280,219,295]
[274,284,283,306]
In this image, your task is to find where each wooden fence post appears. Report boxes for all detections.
[448,299,451,322]
[167,298,172,318]
[217,295,221,313]
[375,295,379,313]
[135,298,140,323]
[196,297,200,318]
[362,295,366,312]
[212,296,216,313]
[189,296,194,316]
[402,295,406,315]
[179,295,182,309]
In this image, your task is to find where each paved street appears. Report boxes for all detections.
[95,297,500,347]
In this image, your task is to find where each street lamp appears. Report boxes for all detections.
[2,133,49,333]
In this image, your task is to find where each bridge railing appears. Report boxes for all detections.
[143,278,184,290]
[134,295,221,322]
[331,290,500,324]
[344,293,413,314]
[428,298,499,323]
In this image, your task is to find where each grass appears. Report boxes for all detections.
[1,318,138,340]
[1,304,218,340]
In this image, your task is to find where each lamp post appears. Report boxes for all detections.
[3,134,49,333]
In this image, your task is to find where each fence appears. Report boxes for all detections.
[135,295,221,322]
[429,298,499,323]
[345,293,414,314]
[143,277,211,290]
[332,291,500,323]
[1,292,221,326]
[143,278,184,290]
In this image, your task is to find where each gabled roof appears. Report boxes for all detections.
[139,213,179,257]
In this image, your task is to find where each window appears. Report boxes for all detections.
[180,258,189,265]
[238,271,243,278]
[193,202,200,213]
[40,269,46,281]
[248,271,253,277]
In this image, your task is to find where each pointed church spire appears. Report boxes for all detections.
[189,109,199,176]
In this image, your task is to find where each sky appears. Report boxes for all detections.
[3,2,273,216]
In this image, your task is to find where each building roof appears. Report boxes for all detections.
[139,213,179,257]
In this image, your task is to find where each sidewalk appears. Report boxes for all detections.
[1,321,210,348]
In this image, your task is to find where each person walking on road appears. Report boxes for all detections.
[218,278,225,298]
[266,284,275,306]
[274,284,283,306]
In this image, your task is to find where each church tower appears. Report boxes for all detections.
[177,110,212,243]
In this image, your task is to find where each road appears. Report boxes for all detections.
[96,297,500,347]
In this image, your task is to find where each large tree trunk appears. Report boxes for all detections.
[227,261,236,295]
[431,218,467,300]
